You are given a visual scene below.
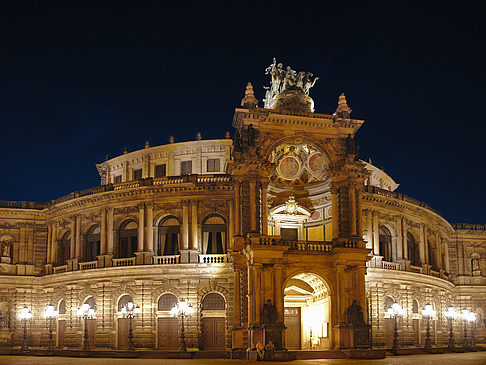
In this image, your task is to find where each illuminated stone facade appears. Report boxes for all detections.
[0,64,484,353]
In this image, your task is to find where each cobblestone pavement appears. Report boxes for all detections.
[1,352,486,365]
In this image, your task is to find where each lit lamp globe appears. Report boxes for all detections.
[387,302,405,317]
[19,306,32,321]
[43,304,59,319]
[445,306,457,320]
[421,304,436,318]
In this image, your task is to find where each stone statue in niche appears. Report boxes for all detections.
[0,241,10,258]
[248,124,256,146]
[346,299,365,326]
[345,134,360,160]
[262,299,278,325]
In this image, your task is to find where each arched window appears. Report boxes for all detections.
[85,225,100,262]
[58,299,66,315]
[118,220,138,258]
[158,294,178,311]
[85,297,96,310]
[58,231,71,265]
[407,233,420,266]
[384,296,394,312]
[157,217,180,256]
[118,295,133,311]
[428,240,437,269]
[412,299,419,314]
[202,215,226,254]
[379,226,393,262]
[202,293,225,310]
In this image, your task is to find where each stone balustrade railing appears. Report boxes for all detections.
[0,200,47,210]
[44,174,232,206]
[112,257,136,267]
[247,235,333,252]
[79,261,97,270]
[53,265,68,274]
[364,185,442,216]
[453,223,486,231]
[199,254,230,264]
[382,261,401,270]
[152,255,180,264]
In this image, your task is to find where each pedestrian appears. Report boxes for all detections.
[265,340,275,360]
[256,340,265,361]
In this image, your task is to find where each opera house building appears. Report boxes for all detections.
[0,61,484,356]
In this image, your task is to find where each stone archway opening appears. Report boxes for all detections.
[284,272,330,351]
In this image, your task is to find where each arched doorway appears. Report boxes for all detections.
[156,293,179,350]
[57,299,66,349]
[117,294,132,350]
[284,273,330,350]
[82,297,96,349]
[201,293,226,350]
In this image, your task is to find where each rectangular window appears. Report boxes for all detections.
[114,175,122,184]
[207,158,220,172]
[155,164,166,178]
[133,168,142,180]
[181,160,192,175]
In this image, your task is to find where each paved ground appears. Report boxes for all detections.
[1,352,486,365]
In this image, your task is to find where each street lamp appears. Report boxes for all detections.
[444,306,457,350]
[462,310,476,349]
[119,301,141,351]
[18,306,32,351]
[77,303,95,351]
[171,299,194,352]
[43,304,59,350]
[421,304,436,352]
[386,302,405,355]
[461,309,471,349]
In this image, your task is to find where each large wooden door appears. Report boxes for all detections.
[385,318,394,349]
[412,319,420,346]
[57,320,65,348]
[87,319,96,349]
[284,307,301,350]
[202,317,225,350]
[118,318,129,349]
[157,318,178,350]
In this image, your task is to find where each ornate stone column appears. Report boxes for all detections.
[180,200,190,263]
[234,269,241,328]
[75,215,81,259]
[331,188,339,239]
[189,200,199,263]
[249,178,257,232]
[349,186,357,236]
[69,218,75,260]
[261,181,268,235]
[46,223,52,264]
[107,207,114,261]
[356,187,363,238]
[135,204,145,265]
[100,208,107,255]
[50,223,57,263]
[235,181,241,236]
[372,211,379,256]
[146,203,154,252]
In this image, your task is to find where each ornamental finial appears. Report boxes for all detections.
[241,82,258,109]
[334,92,352,118]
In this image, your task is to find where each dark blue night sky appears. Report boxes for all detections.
[0,1,485,224]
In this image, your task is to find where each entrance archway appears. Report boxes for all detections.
[284,273,330,350]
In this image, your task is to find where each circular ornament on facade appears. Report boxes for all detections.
[277,156,302,180]
[306,152,328,178]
